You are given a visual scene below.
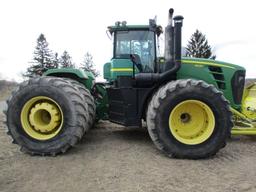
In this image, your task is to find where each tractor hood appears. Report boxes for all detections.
[177,57,246,110]
[181,57,245,71]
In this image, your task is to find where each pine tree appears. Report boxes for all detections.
[24,34,56,77]
[52,52,59,68]
[80,52,99,77]
[186,29,216,59]
[59,51,75,68]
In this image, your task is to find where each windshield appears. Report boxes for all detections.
[115,30,155,73]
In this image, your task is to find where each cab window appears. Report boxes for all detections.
[115,30,156,73]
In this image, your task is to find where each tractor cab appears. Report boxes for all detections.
[104,23,163,81]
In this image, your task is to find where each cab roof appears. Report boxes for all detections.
[108,25,151,34]
[108,25,163,36]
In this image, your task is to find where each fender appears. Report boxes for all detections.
[44,68,95,90]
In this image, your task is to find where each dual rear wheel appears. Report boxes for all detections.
[5,76,95,156]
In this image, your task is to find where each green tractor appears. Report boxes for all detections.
[4,8,251,159]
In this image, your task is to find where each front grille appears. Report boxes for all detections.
[232,70,245,104]
[208,66,226,90]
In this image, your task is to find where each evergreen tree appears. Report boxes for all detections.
[52,52,59,68]
[59,51,75,68]
[80,52,99,77]
[24,34,56,77]
[186,29,216,59]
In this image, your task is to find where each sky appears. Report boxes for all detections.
[0,0,255,81]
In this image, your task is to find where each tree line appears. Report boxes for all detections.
[24,34,99,78]
[24,30,214,78]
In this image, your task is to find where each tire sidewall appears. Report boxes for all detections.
[8,84,78,152]
[155,83,229,156]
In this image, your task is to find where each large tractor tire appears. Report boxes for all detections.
[5,76,90,156]
[64,78,96,130]
[146,79,232,159]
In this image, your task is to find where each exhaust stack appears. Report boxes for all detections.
[164,8,174,71]
[164,8,184,72]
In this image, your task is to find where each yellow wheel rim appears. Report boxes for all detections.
[20,96,64,140]
[169,100,215,145]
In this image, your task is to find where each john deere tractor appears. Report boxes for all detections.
[5,8,250,159]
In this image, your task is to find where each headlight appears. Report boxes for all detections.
[231,70,246,104]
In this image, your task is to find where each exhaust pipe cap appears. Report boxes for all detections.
[169,8,174,14]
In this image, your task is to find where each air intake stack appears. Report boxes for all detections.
[173,15,184,65]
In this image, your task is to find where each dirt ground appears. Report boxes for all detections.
[1,89,256,192]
